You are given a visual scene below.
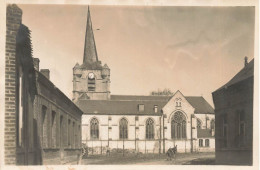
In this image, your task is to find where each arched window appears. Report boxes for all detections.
[197,119,202,129]
[199,139,203,147]
[205,139,210,147]
[171,111,186,139]
[119,118,128,139]
[146,118,154,139]
[90,118,99,139]
[210,119,215,130]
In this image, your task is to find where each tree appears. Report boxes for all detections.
[150,88,174,96]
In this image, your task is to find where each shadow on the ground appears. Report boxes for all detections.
[183,158,216,165]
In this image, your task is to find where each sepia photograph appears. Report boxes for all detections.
[2,1,258,168]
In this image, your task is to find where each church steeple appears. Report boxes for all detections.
[83,6,99,64]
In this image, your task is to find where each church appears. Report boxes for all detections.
[73,7,215,154]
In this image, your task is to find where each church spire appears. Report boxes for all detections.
[83,6,98,64]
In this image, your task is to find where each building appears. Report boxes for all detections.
[5,5,83,165]
[212,57,254,165]
[73,7,215,154]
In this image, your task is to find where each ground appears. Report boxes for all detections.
[80,152,215,165]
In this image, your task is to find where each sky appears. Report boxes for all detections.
[18,5,255,106]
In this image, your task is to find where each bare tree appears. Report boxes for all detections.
[150,88,174,96]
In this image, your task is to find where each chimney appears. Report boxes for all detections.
[244,56,248,67]
[33,58,40,71]
[40,69,50,80]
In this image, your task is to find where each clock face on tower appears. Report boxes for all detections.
[88,72,95,79]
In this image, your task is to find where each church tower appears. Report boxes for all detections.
[73,7,110,102]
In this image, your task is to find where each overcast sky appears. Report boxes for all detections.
[18,5,255,106]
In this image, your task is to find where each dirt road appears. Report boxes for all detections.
[81,152,215,165]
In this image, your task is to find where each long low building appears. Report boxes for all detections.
[5,5,83,165]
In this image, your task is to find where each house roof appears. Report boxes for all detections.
[214,59,254,92]
[77,95,214,115]
[185,97,214,114]
[197,129,214,138]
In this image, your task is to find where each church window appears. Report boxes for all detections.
[205,139,210,147]
[138,104,144,112]
[90,118,99,139]
[146,118,154,139]
[197,119,202,129]
[176,98,182,107]
[199,139,203,147]
[171,111,186,139]
[119,118,128,139]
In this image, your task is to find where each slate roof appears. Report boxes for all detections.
[185,97,214,114]
[77,95,214,115]
[197,129,214,138]
[77,99,166,115]
[110,95,171,101]
[215,59,254,92]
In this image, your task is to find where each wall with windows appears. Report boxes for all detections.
[82,114,162,153]
[197,138,215,152]
[35,72,83,164]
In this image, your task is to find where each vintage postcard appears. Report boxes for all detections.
[0,0,258,170]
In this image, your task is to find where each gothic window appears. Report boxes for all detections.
[199,139,203,147]
[88,72,96,92]
[90,118,99,139]
[205,139,210,147]
[197,119,202,129]
[146,118,154,139]
[175,98,182,107]
[171,111,186,139]
[119,118,128,139]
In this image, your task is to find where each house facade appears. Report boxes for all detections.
[212,58,254,165]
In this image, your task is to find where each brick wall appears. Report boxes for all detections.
[5,4,22,165]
